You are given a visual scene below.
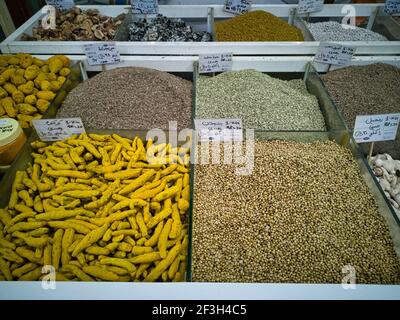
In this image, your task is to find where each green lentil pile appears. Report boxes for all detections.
[322,63,400,158]
[192,140,400,283]
[215,10,304,41]
[196,70,326,131]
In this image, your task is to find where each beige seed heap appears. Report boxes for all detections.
[192,140,400,283]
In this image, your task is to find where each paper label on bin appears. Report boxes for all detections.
[32,118,85,142]
[314,43,354,66]
[45,0,75,11]
[224,0,251,15]
[353,113,400,143]
[298,0,324,14]
[199,53,233,73]
[131,0,158,14]
[84,43,121,66]
[194,119,243,142]
[384,0,400,14]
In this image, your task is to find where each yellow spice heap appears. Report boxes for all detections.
[215,10,304,41]
[0,133,189,282]
[0,54,70,128]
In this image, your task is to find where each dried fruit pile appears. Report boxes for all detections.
[21,8,125,41]
[0,54,70,128]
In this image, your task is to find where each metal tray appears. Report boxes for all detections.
[301,12,400,42]
[1,4,399,56]
[0,129,193,282]
[193,61,347,132]
[188,129,400,282]
[310,61,400,160]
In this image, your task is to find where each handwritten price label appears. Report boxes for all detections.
[0,119,14,134]
[298,0,324,14]
[32,118,85,142]
[45,0,75,11]
[84,43,121,66]
[384,0,400,15]
[194,119,243,142]
[314,43,354,66]
[353,113,400,143]
[199,53,233,73]
[132,0,158,14]
[224,0,251,15]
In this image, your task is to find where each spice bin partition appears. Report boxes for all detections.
[0,129,193,282]
[26,54,400,73]
[0,61,84,177]
[192,61,347,133]
[1,4,399,56]
[1,128,400,297]
[190,130,400,283]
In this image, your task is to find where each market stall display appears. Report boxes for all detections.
[192,139,400,283]
[196,70,326,131]
[0,133,190,282]
[57,67,193,130]
[2,4,399,56]
[21,8,125,41]
[215,10,304,41]
[0,54,72,128]
[0,1,399,300]
[307,21,388,41]
[321,63,400,158]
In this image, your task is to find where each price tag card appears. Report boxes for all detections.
[32,118,85,142]
[384,0,400,15]
[298,0,324,14]
[0,119,14,134]
[84,43,121,66]
[314,43,354,66]
[353,113,400,143]
[199,53,233,73]
[224,0,251,15]
[45,0,75,11]
[194,119,243,142]
[132,0,158,14]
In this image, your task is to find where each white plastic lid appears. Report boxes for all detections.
[0,118,23,147]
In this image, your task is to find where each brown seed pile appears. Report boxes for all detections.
[192,140,400,283]
[215,10,304,41]
[21,8,125,41]
[57,67,192,130]
[321,63,400,158]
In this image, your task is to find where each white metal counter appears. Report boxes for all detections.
[29,54,400,72]
[1,4,399,55]
[1,282,399,300]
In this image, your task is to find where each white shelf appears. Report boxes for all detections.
[1,282,399,300]
[1,4,399,55]
[28,54,400,72]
